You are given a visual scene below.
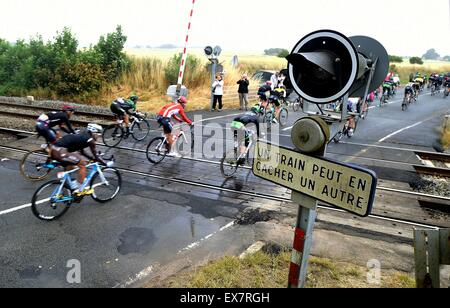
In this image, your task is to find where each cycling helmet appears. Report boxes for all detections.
[62,105,75,112]
[251,106,262,115]
[266,81,272,86]
[87,123,103,134]
[129,95,139,102]
[178,96,188,105]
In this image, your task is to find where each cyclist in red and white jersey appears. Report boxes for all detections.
[157,96,193,156]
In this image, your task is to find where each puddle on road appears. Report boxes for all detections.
[17,266,42,280]
[117,227,157,256]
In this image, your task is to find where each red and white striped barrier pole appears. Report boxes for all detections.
[288,182,319,288]
[176,0,196,97]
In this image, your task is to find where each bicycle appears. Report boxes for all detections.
[332,115,357,143]
[402,93,412,111]
[444,86,449,98]
[263,101,289,129]
[379,89,390,107]
[360,100,370,120]
[431,83,440,96]
[102,112,151,148]
[31,161,122,221]
[220,129,255,178]
[288,97,303,112]
[146,124,193,164]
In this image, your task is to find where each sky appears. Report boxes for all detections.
[1,0,449,57]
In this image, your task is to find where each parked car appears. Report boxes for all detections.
[252,70,276,86]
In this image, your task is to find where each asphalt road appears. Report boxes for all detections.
[0,90,449,287]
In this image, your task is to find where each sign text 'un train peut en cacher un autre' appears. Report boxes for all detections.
[253,141,377,217]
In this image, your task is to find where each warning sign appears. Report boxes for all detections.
[253,141,377,217]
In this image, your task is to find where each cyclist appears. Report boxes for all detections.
[267,94,282,123]
[404,83,415,104]
[35,114,58,146]
[36,105,76,140]
[381,79,393,102]
[230,106,262,165]
[51,124,109,196]
[444,77,450,96]
[257,82,272,111]
[110,95,140,136]
[414,74,425,92]
[156,96,194,157]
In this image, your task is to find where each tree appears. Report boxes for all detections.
[409,57,424,65]
[94,25,129,81]
[277,49,290,58]
[422,49,440,60]
[443,55,450,62]
[389,55,403,63]
[264,48,284,56]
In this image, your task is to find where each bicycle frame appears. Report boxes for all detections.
[51,163,108,203]
[233,130,255,160]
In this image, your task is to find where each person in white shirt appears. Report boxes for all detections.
[212,74,224,112]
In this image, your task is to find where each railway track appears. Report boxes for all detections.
[0,142,448,229]
[1,125,449,184]
[0,101,114,120]
[414,151,450,177]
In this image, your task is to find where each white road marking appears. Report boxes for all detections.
[378,119,428,143]
[177,221,235,254]
[0,183,104,217]
[0,198,49,216]
[193,113,241,124]
[115,265,155,288]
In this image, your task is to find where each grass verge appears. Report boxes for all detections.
[154,250,415,288]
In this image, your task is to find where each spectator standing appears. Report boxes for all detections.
[270,72,281,91]
[212,74,224,112]
[237,74,250,110]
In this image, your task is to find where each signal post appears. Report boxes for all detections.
[253,29,389,288]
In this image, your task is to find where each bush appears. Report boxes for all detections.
[409,57,424,65]
[164,53,206,89]
[0,26,128,101]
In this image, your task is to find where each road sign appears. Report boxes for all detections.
[253,141,377,217]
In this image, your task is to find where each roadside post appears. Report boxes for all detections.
[253,29,389,288]
[204,46,223,110]
[413,228,450,288]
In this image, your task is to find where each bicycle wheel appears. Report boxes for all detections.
[31,180,72,221]
[90,168,122,203]
[278,108,289,127]
[102,124,124,148]
[20,149,52,181]
[402,98,408,111]
[131,119,151,142]
[333,132,344,143]
[175,133,193,157]
[264,111,274,132]
[362,103,369,120]
[292,99,300,112]
[146,137,168,164]
[220,149,240,178]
